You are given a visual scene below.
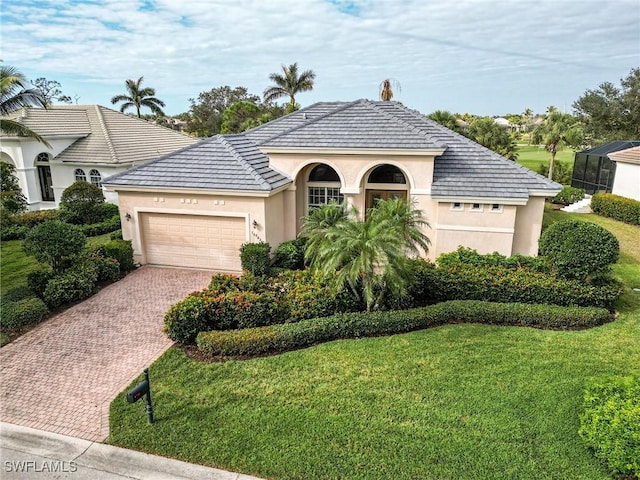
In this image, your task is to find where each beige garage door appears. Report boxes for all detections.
[141,213,246,271]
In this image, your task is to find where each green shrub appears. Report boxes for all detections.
[164,294,213,344]
[2,286,35,302]
[110,229,123,240]
[208,273,240,293]
[0,224,29,240]
[79,215,121,237]
[0,296,49,329]
[103,239,135,272]
[23,220,87,274]
[93,256,121,283]
[59,181,105,225]
[538,161,572,184]
[27,268,55,299]
[43,262,98,309]
[591,192,640,225]
[435,264,621,310]
[550,185,586,206]
[12,209,59,227]
[95,202,120,221]
[437,247,549,273]
[239,242,271,276]
[539,220,619,281]
[579,377,640,478]
[273,237,307,270]
[196,300,611,358]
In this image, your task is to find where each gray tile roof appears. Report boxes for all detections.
[249,99,561,199]
[1,105,196,165]
[247,100,446,150]
[103,134,291,192]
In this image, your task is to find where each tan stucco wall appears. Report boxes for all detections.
[264,191,291,249]
[434,202,517,258]
[512,196,546,256]
[115,190,270,264]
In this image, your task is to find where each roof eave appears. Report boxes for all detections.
[102,182,292,198]
[431,195,528,206]
[259,146,446,156]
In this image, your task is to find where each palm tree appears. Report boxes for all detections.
[303,198,430,311]
[263,63,315,113]
[532,108,583,179]
[379,79,400,101]
[0,65,50,146]
[111,76,166,118]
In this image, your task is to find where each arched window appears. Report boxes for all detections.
[36,152,50,163]
[368,165,406,184]
[307,164,343,210]
[74,169,87,182]
[89,169,102,186]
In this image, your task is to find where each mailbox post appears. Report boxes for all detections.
[127,368,154,424]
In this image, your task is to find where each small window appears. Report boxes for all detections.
[36,152,50,163]
[89,169,102,186]
[368,165,406,184]
[451,202,463,211]
[74,169,87,182]
[471,203,483,211]
[490,203,502,212]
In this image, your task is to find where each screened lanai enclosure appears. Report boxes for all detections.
[571,141,640,194]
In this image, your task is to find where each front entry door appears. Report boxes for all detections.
[365,190,407,210]
[37,165,55,202]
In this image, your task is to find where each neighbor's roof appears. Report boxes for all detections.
[248,99,561,199]
[1,105,196,165]
[578,140,640,157]
[608,146,640,165]
[103,134,291,192]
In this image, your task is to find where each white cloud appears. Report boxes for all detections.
[2,0,638,115]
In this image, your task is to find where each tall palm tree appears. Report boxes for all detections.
[111,76,165,118]
[303,198,430,311]
[263,63,315,113]
[532,108,583,179]
[379,78,401,101]
[0,65,50,146]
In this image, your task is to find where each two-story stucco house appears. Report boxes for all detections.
[103,100,561,271]
[0,105,197,209]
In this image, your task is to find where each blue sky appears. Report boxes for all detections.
[3,0,639,117]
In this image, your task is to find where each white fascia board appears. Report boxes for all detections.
[259,147,446,157]
[432,196,527,205]
[529,188,562,197]
[103,183,291,198]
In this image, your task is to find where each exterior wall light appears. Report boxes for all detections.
[125,213,132,221]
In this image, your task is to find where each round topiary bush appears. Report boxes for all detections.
[23,220,87,275]
[539,220,619,281]
[59,181,105,225]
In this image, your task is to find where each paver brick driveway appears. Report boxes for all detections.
[0,266,212,442]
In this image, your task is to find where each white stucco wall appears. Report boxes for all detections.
[611,162,640,201]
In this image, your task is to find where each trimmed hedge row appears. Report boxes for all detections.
[579,377,640,478]
[196,300,611,358]
[78,214,121,236]
[437,247,549,273]
[591,192,640,225]
[435,264,622,310]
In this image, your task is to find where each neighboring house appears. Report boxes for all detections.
[608,146,640,201]
[0,105,197,209]
[571,141,640,195]
[104,100,561,272]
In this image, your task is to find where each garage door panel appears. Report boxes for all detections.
[141,213,245,271]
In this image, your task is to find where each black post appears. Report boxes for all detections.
[144,368,154,424]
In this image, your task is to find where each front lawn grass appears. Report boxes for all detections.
[516,144,575,173]
[109,211,639,479]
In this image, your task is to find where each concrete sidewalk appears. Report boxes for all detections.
[1,422,263,480]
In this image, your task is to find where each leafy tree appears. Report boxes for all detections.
[30,78,72,106]
[468,117,518,160]
[303,199,430,311]
[23,220,86,274]
[539,219,619,282]
[532,108,583,179]
[111,76,165,118]
[186,86,260,137]
[428,110,467,135]
[0,162,27,213]
[263,62,315,113]
[0,65,50,146]
[59,180,105,224]
[221,101,261,134]
[573,68,640,144]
